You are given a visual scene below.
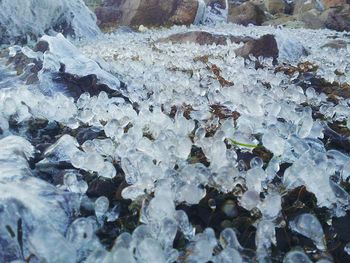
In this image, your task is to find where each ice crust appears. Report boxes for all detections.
[0,19,350,263]
[0,0,100,43]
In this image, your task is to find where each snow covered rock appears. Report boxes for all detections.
[0,0,100,44]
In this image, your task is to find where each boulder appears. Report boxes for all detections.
[95,0,202,27]
[298,9,327,29]
[228,2,266,26]
[169,0,200,25]
[325,4,350,31]
[234,34,279,63]
[264,0,286,15]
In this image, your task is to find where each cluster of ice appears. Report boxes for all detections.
[0,0,100,43]
[0,21,350,262]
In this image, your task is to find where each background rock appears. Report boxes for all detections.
[264,0,286,15]
[228,2,266,25]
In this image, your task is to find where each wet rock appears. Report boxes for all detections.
[228,2,266,26]
[325,4,350,32]
[234,34,279,62]
[262,15,307,28]
[157,31,252,46]
[264,0,286,15]
[52,72,123,100]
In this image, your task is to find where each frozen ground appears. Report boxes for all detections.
[1,13,350,263]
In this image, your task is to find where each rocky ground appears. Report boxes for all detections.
[0,0,350,263]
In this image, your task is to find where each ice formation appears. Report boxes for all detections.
[0,2,350,262]
[0,0,100,43]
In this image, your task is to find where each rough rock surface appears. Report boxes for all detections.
[325,4,350,31]
[157,31,252,45]
[264,0,286,15]
[228,2,266,26]
[234,34,279,62]
[94,0,201,28]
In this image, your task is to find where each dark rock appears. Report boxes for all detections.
[325,4,350,32]
[228,2,266,26]
[52,72,127,100]
[234,34,279,63]
[157,31,253,45]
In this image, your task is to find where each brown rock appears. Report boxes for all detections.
[234,34,279,62]
[228,2,266,26]
[264,0,286,14]
[169,0,199,25]
[157,31,252,45]
[94,0,201,27]
[325,4,350,31]
[321,39,348,49]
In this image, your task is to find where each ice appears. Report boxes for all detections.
[219,228,242,251]
[0,136,79,262]
[240,190,260,211]
[255,220,276,261]
[63,172,88,194]
[0,0,100,43]
[290,213,326,250]
[283,250,313,263]
[94,196,109,219]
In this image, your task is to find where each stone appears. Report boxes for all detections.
[94,0,201,28]
[234,34,279,63]
[322,0,348,9]
[299,9,327,29]
[293,0,324,16]
[169,0,200,25]
[264,0,286,15]
[325,4,350,32]
[228,2,266,26]
[321,39,348,49]
[157,31,252,46]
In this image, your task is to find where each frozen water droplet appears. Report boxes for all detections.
[290,213,326,250]
[240,190,260,211]
[219,228,242,250]
[95,196,109,219]
[250,157,263,168]
[283,250,312,263]
[99,161,117,178]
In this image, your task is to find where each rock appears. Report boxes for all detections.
[293,0,324,15]
[228,2,266,26]
[264,0,286,15]
[234,34,279,63]
[322,0,348,9]
[157,31,252,46]
[321,39,348,49]
[262,15,307,28]
[169,0,200,25]
[299,9,327,29]
[325,4,350,31]
[95,0,201,27]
